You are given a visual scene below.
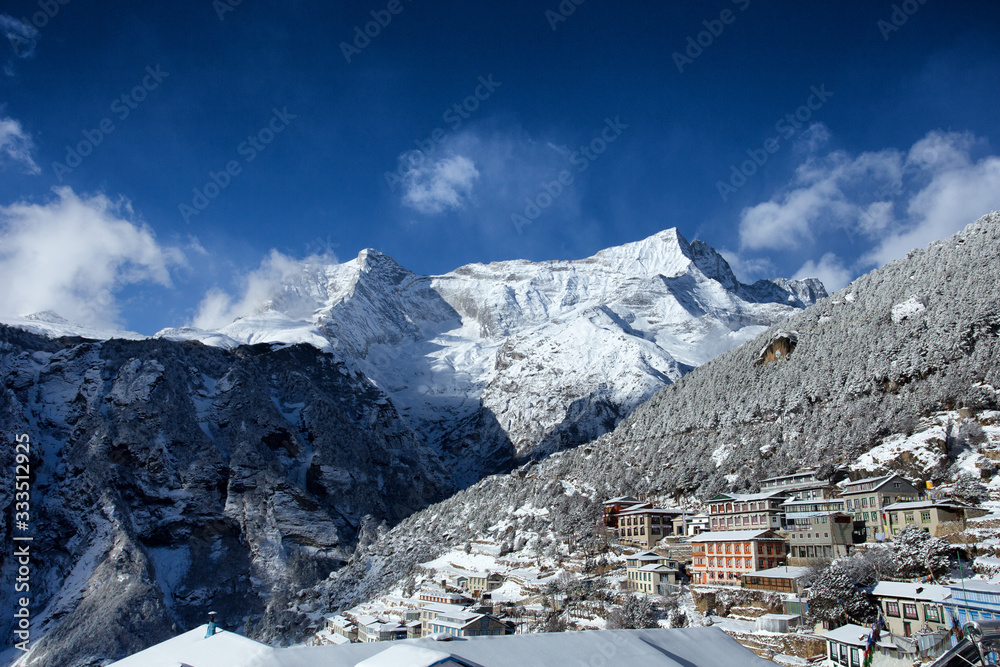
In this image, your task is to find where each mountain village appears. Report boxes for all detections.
[9,214,1000,667]
[294,451,999,667]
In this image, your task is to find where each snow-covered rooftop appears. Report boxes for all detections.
[354,644,481,667]
[638,563,678,573]
[420,602,469,614]
[711,490,788,501]
[108,625,271,666]
[603,495,642,505]
[871,582,951,603]
[819,624,895,649]
[842,474,912,492]
[882,499,975,511]
[750,566,812,579]
[949,579,1000,595]
[273,627,777,666]
[617,505,689,516]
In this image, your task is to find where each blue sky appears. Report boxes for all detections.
[1,1,999,333]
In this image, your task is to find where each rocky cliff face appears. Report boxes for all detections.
[0,331,446,666]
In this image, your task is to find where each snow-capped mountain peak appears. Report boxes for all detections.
[164,228,825,472]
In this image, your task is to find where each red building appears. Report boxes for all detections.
[601,495,644,528]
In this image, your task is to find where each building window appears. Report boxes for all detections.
[903,603,918,620]
[885,601,900,617]
[925,605,941,622]
[904,512,914,523]
[921,511,931,523]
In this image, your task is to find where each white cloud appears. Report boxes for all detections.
[192,249,336,329]
[738,144,903,252]
[737,128,1000,270]
[792,252,852,293]
[864,145,1000,267]
[0,116,40,174]
[388,124,585,228]
[0,187,184,328]
[400,153,479,215]
[717,248,776,283]
[1,14,38,60]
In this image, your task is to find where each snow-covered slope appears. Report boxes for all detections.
[162,229,825,479]
[304,212,1000,623]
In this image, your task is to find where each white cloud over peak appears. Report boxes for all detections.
[792,252,853,292]
[0,188,184,328]
[0,116,40,174]
[192,249,337,329]
[400,153,479,214]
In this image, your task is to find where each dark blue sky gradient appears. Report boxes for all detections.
[2,1,999,333]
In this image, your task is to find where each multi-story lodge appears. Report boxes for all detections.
[840,474,921,541]
[882,499,987,539]
[419,602,468,637]
[760,468,842,500]
[689,529,787,585]
[625,550,682,595]
[783,496,857,563]
[617,503,693,549]
[707,490,788,531]
[453,572,504,596]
